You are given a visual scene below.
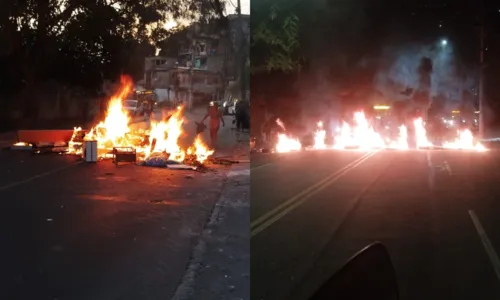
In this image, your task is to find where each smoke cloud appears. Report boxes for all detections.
[374,42,477,107]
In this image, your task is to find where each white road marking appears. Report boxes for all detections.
[469,210,500,281]
[0,162,82,192]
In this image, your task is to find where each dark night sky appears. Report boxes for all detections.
[361,1,497,62]
[252,0,500,116]
[302,0,496,70]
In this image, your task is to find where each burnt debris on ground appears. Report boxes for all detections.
[9,139,242,174]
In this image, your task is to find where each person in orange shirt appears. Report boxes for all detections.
[200,102,225,149]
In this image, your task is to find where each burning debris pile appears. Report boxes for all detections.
[66,77,214,166]
[275,119,301,153]
[274,112,486,153]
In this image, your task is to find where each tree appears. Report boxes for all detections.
[0,0,228,118]
[251,4,301,74]
[0,0,228,91]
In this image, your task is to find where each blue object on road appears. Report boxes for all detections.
[144,153,168,167]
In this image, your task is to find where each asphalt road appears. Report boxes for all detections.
[251,149,500,300]
[0,150,228,300]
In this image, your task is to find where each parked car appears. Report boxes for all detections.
[223,100,236,115]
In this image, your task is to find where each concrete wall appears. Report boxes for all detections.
[155,88,175,103]
[2,82,100,127]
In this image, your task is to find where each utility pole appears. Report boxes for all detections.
[237,0,247,102]
[188,25,195,111]
[479,23,485,139]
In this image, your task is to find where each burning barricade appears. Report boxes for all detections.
[15,76,215,169]
[273,111,486,153]
[273,118,301,153]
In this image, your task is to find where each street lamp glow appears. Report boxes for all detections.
[441,39,448,46]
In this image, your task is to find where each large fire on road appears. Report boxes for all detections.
[275,112,486,153]
[68,77,214,163]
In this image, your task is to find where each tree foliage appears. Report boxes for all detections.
[0,0,227,94]
[251,0,369,76]
[251,4,301,74]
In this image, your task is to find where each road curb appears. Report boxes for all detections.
[170,162,249,300]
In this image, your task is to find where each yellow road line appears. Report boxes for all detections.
[251,151,374,231]
[469,210,500,281]
[251,151,377,237]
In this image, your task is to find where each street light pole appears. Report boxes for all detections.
[188,25,195,111]
[479,23,485,139]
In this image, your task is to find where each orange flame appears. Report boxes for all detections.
[273,111,487,153]
[443,129,486,151]
[275,133,301,153]
[187,135,215,163]
[313,121,327,150]
[68,76,213,162]
[333,112,385,150]
[413,118,432,149]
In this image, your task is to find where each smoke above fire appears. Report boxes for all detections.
[374,42,477,108]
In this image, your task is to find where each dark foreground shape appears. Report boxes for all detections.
[310,242,399,300]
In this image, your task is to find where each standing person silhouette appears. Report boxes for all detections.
[200,102,225,149]
[235,99,249,141]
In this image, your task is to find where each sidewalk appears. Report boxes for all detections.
[170,107,250,300]
[170,161,250,300]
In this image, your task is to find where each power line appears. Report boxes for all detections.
[228,0,237,9]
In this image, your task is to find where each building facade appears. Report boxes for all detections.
[143,14,250,107]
